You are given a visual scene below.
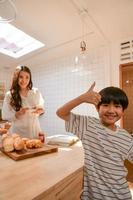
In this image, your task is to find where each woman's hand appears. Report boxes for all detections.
[15,107,29,119]
[32,107,44,115]
[0,128,7,135]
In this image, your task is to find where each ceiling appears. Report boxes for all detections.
[0,0,133,69]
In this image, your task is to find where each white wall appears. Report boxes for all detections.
[2,39,127,136]
[31,45,111,136]
[109,42,121,86]
[0,68,13,109]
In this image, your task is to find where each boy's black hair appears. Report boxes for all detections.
[97,86,129,110]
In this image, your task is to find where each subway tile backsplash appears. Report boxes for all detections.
[0,68,13,109]
[0,47,110,136]
[31,46,110,136]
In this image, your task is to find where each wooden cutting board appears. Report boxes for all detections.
[0,144,58,161]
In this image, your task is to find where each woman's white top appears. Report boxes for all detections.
[2,88,44,138]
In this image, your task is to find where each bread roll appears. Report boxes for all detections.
[14,137,24,150]
[2,136,14,152]
[1,132,42,152]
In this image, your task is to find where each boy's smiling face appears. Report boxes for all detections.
[97,101,124,130]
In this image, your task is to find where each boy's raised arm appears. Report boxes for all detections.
[56,82,101,121]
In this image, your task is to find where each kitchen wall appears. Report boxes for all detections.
[31,45,111,136]
[0,68,13,109]
[1,39,128,136]
[0,68,12,90]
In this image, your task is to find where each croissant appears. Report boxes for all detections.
[26,139,42,148]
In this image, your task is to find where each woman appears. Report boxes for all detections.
[2,66,44,138]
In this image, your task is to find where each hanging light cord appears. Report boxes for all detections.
[70,0,109,44]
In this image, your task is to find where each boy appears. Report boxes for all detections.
[56,82,133,200]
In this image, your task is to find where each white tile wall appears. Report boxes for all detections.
[0,68,13,90]
[31,45,110,136]
[1,42,125,135]
[0,68,13,108]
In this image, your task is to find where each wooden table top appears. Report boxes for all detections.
[0,141,84,200]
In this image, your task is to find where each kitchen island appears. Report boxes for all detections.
[0,140,84,200]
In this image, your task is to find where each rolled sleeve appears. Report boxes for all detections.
[65,112,84,140]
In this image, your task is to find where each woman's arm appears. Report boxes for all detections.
[56,82,101,121]
[34,89,45,115]
[2,92,16,121]
[2,92,29,121]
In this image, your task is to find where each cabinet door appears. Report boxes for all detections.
[35,167,83,200]
[124,160,133,182]
[55,168,83,200]
[120,63,133,133]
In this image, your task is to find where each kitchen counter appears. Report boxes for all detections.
[0,140,84,200]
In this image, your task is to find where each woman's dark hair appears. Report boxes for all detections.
[10,66,33,111]
[97,86,129,110]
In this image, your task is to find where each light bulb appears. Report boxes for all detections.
[74,40,87,67]
[80,41,86,52]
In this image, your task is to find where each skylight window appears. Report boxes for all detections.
[0,19,45,58]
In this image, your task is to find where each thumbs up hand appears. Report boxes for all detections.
[88,81,96,92]
[56,82,102,121]
[81,82,101,106]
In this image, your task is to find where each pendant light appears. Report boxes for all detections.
[0,0,17,23]
[74,10,87,68]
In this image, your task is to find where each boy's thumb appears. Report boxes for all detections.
[88,82,95,91]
